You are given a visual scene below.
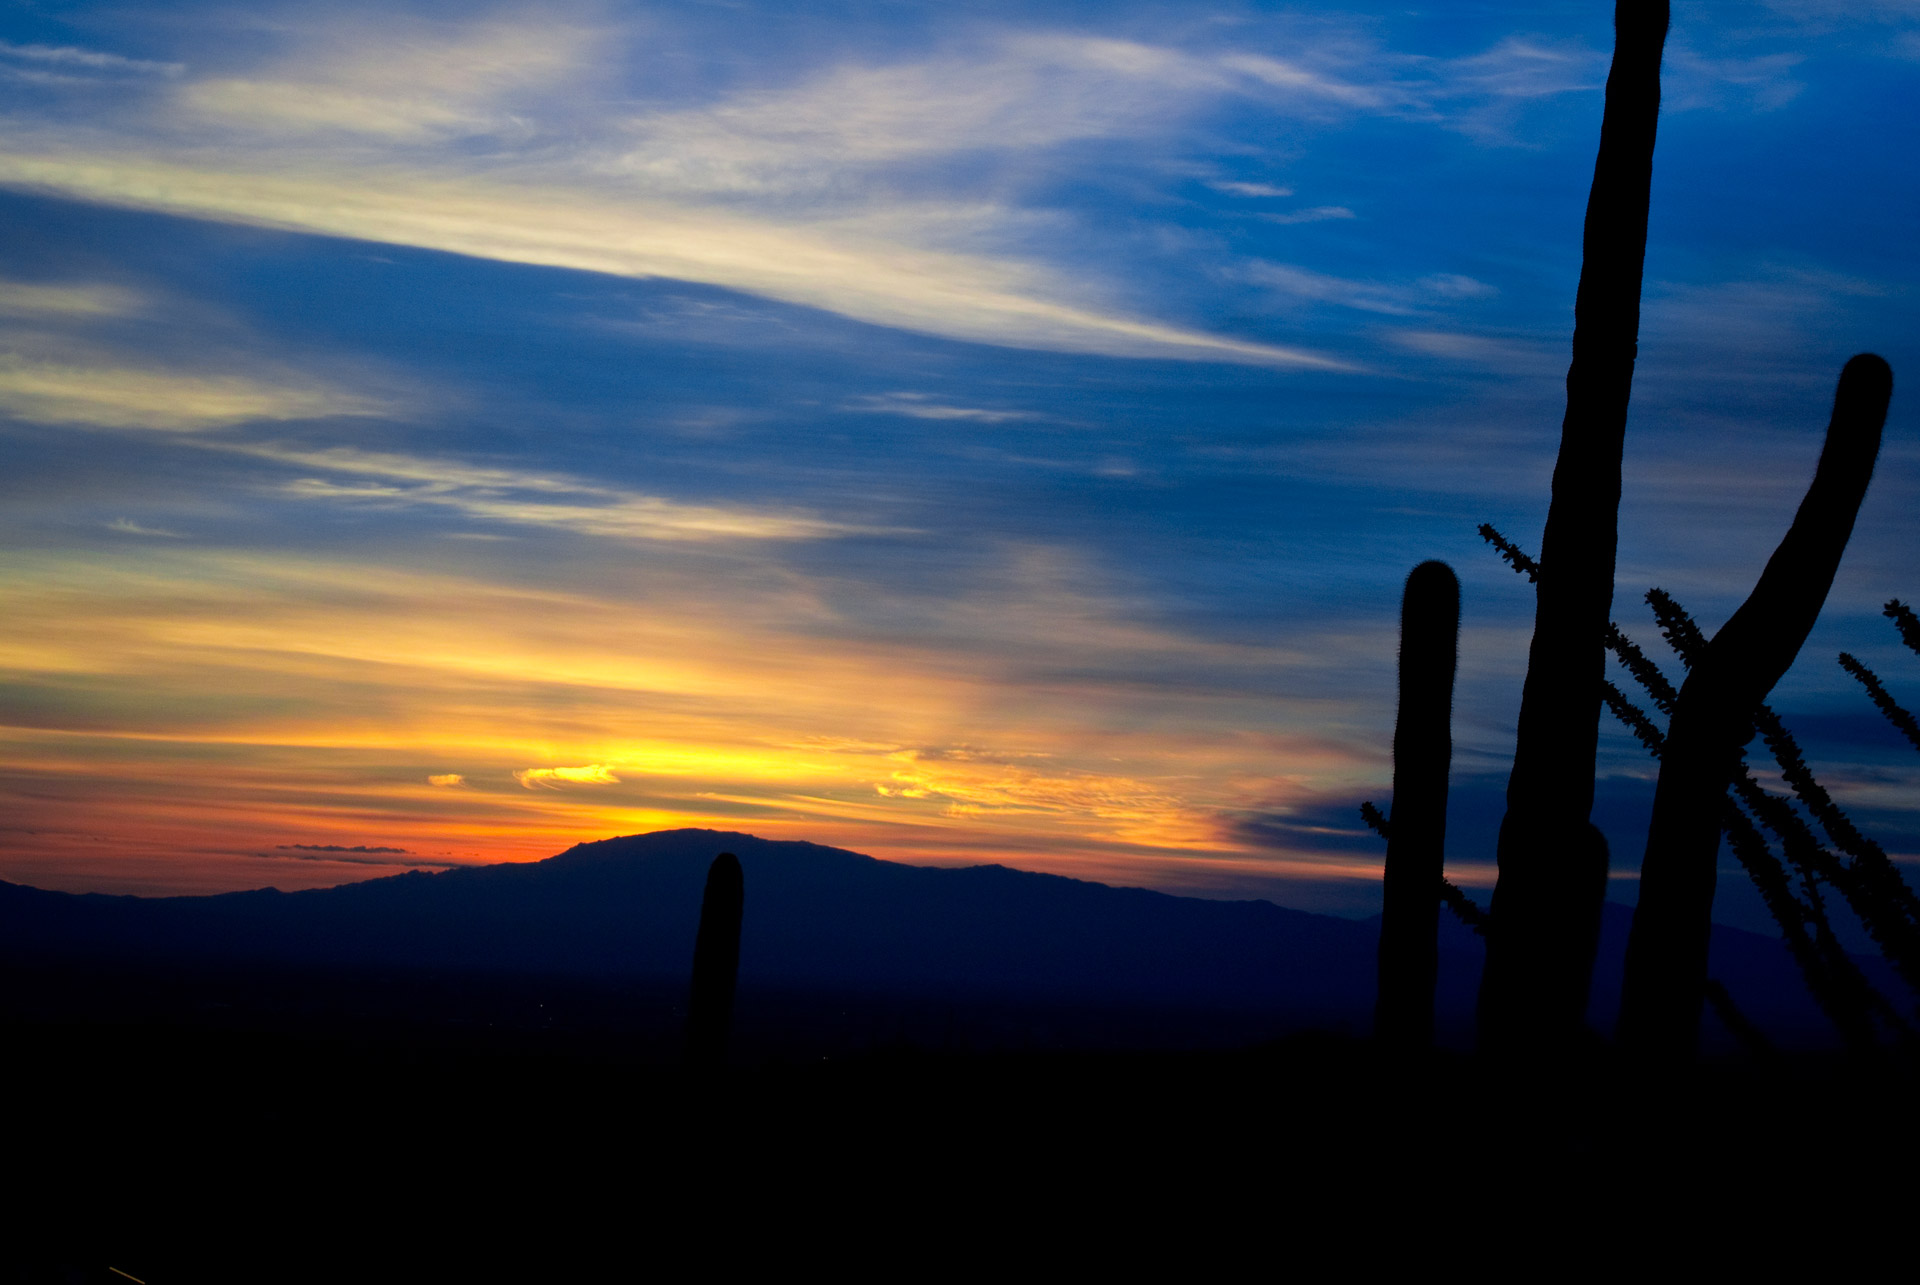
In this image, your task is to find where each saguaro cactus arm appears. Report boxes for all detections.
[1618,354,1893,1058]
[1376,561,1460,1048]
[1479,0,1670,1050]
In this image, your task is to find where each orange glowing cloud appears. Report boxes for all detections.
[514,764,622,788]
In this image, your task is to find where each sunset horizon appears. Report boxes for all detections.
[3,1,1915,938]
[9,9,1920,1270]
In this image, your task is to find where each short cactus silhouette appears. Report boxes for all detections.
[1375,561,1460,1049]
[1618,354,1893,1058]
[685,851,745,1071]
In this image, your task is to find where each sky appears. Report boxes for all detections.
[0,0,1916,929]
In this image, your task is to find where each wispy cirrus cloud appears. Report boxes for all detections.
[1209,180,1294,198]
[845,392,1038,423]
[0,39,182,80]
[0,275,392,431]
[1435,36,1601,102]
[1387,328,1559,376]
[0,353,384,430]
[0,148,1347,368]
[243,443,889,542]
[1239,261,1497,317]
[1664,44,1805,111]
[0,9,1581,369]
[1257,206,1355,225]
[0,278,147,319]
[610,32,1398,201]
[176,17,595,142]
[107,518,185,538]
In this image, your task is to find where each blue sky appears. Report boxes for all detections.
[0,0,1915,934]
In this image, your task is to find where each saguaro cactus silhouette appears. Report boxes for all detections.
[685,850,745,1071]
[1376,562,1460,1049]
[1618,355,1893,1058]
[1478,0,1669,1051]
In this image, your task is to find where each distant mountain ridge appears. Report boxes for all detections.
[0,828,1861,1049]
[0,830,1374,1015]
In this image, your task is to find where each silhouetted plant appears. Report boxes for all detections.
[1594,584,1886,1049]
[1373,3,1902,1058]
[1360,802,1488,937]
[1838,652,1920,753]
[1488,520,1914,1052]
[1376,562,1460,1048]
[1886,600,1920,656]
[1618,355,1893,1058]
[1683,645,1916,1043]
[1702,979,1774,1059]
[685,851,745,1071]
[1440,881,1491,937]
[1477,0,1669,1053]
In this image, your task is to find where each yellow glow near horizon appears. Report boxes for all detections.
[0,537,1393,901]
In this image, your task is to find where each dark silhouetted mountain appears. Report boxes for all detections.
[0,828,1874,1050]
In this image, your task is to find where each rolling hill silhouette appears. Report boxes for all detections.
[0,828,1864,1052]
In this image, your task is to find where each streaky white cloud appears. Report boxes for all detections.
[1217,52,1399,108]
[1210,181,1294,198]
[107,518,185,538]
[179,18,595,141]
[1637,267,1888,379]
[613,33,1392,198]
[427,773,466,787]
[1664,45,1805,112]
[846,392,1037,423]
[0,13,1638,369]
[239,442,883,542]
[1762,1,1920,23]
[1436,37,1602,102]
[1415,35,1606,143]
[0,41,182,78]
[0,353,385,430]
[0,149,1345,368]
[1388,328,1561,376]
[1417,274,1498,300]
[1240,261,1419,315]
[0,279,147,319]
[1243,262,1503,318]
[1258,206,1355,226]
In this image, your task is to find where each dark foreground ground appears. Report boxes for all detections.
[5,954,1916,1281]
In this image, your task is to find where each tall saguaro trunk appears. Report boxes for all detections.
[1376,561,1461,1049]
[1478,0,1670,1052]
[1619,356,1892,1059]
[685,851,745,1072]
